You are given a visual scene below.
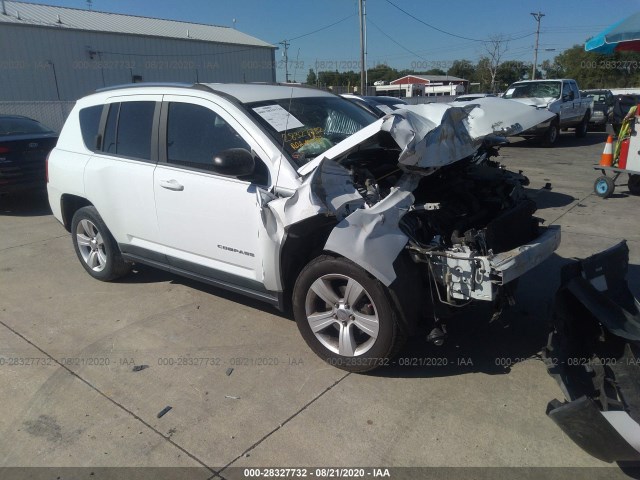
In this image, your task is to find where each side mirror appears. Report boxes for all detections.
[211,148,255,177]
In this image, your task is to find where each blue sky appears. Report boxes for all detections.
[14,0,640,81]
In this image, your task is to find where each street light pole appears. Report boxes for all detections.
[531,11,545,80]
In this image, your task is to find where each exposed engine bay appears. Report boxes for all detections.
[342,140,538,256]
[331,135,546,307]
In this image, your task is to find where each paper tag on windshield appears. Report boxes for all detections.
[252,104,304,132]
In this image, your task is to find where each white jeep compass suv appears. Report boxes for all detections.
[47,83,560,371]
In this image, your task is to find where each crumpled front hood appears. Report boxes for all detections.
[298,97,555,177]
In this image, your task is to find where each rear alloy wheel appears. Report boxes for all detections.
[594,175,615,198]
[293,255,405,372]
[71,206,131,281]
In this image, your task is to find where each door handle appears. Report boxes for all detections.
[159,179,184,191]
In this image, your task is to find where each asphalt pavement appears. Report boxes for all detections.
[0,131,638,479]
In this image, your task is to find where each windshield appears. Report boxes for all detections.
[0,117,52,136]
[503,81,561,100]
[246,96,377,167]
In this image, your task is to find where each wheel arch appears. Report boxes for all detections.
[280,214,426,335]
[279,215,338,313]
[61,194,93,232]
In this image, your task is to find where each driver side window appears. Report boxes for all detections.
[166,102,250,170]
[165,102,269,185]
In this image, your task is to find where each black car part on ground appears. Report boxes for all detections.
[544,240,640,463]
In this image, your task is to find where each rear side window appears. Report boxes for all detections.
[101,101,156,160]
[78,105,102,151]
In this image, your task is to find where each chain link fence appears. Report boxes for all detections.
[0,101,76,133]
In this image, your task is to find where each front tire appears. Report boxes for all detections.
[71,206,131,281]
[292,255,405,372]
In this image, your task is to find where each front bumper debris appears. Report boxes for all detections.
[431,226,561,302]
[544,240,640,463]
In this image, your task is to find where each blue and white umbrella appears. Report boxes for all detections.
[586,12,640,54]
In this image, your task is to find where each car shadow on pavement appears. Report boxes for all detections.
[121,264,284,316]
[505,132,609,149]
[0,190,52,217]
[372,252,574,379]
[527,188,576,209]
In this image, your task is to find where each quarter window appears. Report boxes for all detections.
[78,105,103,151]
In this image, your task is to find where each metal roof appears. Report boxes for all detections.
[0,1,275,48]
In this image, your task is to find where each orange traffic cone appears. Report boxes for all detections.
[600,135,614,167]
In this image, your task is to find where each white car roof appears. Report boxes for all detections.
[81,82,335,106]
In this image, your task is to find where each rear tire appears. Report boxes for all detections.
[292,255,406,372]
[575,114,589,138]
[71,206,131,281]
[629,174,640,196]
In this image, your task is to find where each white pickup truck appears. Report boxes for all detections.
[502,79,593,146]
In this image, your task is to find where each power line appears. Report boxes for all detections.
[383,0,535,43]
[283,13,356,42]
[383,0,485,42]
[368,18,427,62]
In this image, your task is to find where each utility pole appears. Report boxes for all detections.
[279,40,290,83]
[358,0,365,95]
[531,11,545,80]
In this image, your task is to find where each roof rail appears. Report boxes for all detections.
[95,82,195,93]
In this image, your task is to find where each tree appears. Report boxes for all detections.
[473,57,493,92]
[306,68,317,85]
[483,35,509,92]
[496,60,528,89]
[448,60,475,81]
[540,59,564,79]
[550,45,640,88]
[421,68,446,76]
[367,63,398,84]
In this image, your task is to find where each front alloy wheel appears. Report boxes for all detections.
[293,255,405,372]
[305,274,380,357]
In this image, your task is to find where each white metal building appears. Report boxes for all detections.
[0,1,277,101]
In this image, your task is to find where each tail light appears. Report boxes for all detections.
[0,146,9,154]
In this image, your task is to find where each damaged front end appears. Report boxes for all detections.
[544,241,640,464]
[264,98,560,327]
